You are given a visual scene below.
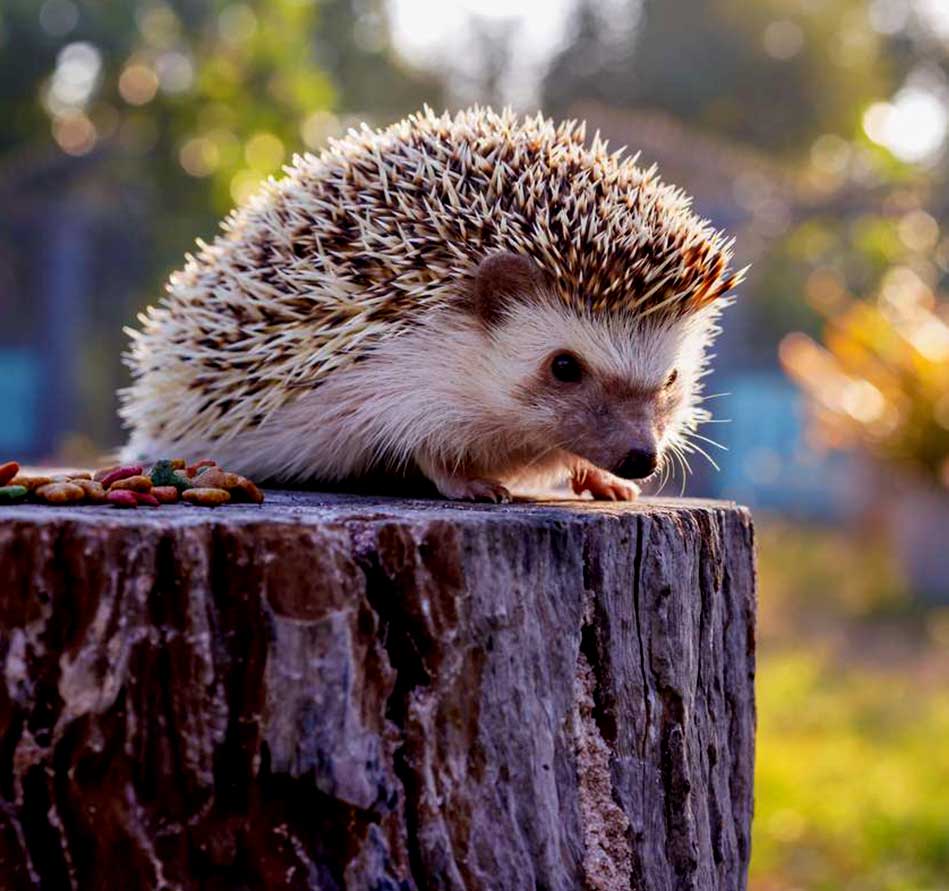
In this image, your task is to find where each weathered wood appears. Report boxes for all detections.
[0,491,756,891]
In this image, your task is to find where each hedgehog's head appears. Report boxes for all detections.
[471,252,725,482]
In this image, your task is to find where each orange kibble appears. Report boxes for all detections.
[108,475,152,493]
[10,475,54,492]
[72,479,108,503]
[181,487,230,506]
[232,475,264,504]
[195,469,241,490]
[35,482,86,504]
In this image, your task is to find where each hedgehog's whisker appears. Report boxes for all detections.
[654,455,667,495]
[680,439,721,472]
[656,451,676,495]
[673,442,693,477]
[684,430,727,451]
[665,441,690,497]
[675,449,688,498]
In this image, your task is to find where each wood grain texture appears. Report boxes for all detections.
[0,492,756,891]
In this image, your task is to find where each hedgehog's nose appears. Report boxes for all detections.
[614,448,658,480]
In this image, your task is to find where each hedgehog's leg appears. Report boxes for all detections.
[415,455,512,504]
[570,461,640,501]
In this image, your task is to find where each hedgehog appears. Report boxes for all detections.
[120,106,744,502]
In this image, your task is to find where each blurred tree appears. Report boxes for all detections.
[313,0,444,119]
[543,0,949,357]
[0,0,444,455]
[543,0,891,156]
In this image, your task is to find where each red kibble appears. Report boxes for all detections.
[106,489,138,509]
[100,465,144,488]
[133,492,160,507]
[187,459,217,477]
[0,461,20,487]
[151,486,179,504]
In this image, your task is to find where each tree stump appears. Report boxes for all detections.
[0,491,756,891]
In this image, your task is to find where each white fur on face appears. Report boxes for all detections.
[489,300,714,394]
[484,300,721,462]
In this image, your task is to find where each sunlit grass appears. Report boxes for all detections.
[750,518,949,891]
[752,650,949,891]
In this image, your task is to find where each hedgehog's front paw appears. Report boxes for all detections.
[438,477,512,504]
[572,466,639,501]
[417,456,512,503]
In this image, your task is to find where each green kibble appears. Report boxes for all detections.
[147,460,193,492]
[0,485,28,503]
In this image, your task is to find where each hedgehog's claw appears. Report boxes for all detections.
[458,479,512,504]
[426,471,512,504]
[572,466,639,502]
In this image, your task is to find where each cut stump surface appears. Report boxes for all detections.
[0,491,756,891]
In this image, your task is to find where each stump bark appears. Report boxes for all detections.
[0,491,756,891]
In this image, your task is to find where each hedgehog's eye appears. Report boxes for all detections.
[550,352,583,384]
[664,369,679,388]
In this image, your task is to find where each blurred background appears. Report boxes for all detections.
[1,0,948,887]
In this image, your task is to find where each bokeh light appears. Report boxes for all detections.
[244,132,284,170]
[38,0,79,38]
[51,112,96,155]
[863,87,948,163]
[45,42,101,115]
[218,4,259,45]
[155,51,194,94]
[118,63,160,106]
[179,137,221,177]
[763,20,804,60]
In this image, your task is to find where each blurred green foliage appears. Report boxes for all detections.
[0,0,440,214]
[0,0,441,451]
[754,649,949,891]
[545,0,949,380]
[544,0,890,156]
[754,517,949,890]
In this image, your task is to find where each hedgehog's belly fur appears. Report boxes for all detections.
[124,311,574,493]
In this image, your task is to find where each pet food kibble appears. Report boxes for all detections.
[195,469,241,490]
[148,460,194,492]
[182,487,230,506]
[0,485,28,503]
[0,457,261,510]
[231,475,264,504]
[35,482,86,504]
[10,475,53,491]
[109,475,152,493]
[99,465,144,488]
[72,479,108,503]
[107,489,138,508]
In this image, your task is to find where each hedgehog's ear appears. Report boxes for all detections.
[472,252,544,326]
